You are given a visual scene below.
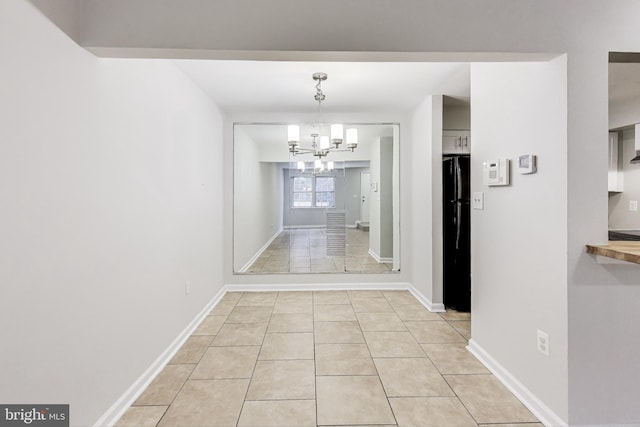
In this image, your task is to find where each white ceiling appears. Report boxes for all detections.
[174,60,470,114]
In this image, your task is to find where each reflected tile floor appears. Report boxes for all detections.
[115,291,542,427]
[246,228,394,274]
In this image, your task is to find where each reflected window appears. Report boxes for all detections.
[315,177,335,207]
[291,176,335,208]
[292,176,313,207]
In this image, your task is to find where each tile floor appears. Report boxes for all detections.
[246,228,394,274]
[116,290,543,427]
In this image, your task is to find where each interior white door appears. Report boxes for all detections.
[360,172,371,223]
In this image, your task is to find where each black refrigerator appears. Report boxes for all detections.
[443,155,471,312]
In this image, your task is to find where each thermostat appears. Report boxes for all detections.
[518,154,537,174]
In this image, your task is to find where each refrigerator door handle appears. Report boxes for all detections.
[456,160,462,200]
[456,201,462,250]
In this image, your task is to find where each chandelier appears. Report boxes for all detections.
[287,73,358,159]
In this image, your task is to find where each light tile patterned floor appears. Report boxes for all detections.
[246,229,394,274]
[116,291,543,427]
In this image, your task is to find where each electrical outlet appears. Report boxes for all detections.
[185,280,191,295]
[630,200,638,212]
[537,329,550,356]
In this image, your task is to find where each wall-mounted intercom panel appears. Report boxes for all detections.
[483,158,510,186]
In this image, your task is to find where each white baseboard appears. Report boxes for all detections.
[283,225,325,230]
[226,282,412,292]
[227,283,445,315]
[239,229,282,273]
[368,249,393,263]
[467,339,567,427]
[93,286,228,427]
[407,284,446,312]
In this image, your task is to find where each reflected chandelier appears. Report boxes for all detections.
[287,73,358,159]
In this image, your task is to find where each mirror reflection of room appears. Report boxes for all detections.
[234,123,399,274]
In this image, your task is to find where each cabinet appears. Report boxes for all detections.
[443,130,470,154]
[608,131,624,192]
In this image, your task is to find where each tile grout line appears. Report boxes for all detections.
[360,292,400,427]
[441,372,480,426]
[234,293,277,427]
[312,291,319,427]
[439,305,480,426]
[152,294,241,427]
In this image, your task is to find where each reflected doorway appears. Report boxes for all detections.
[360,171,371,227]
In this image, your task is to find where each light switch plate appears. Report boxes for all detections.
[630,200,638,212]
[472,192,484,210]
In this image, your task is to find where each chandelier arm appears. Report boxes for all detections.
[294,148,316,154]
[288,72,356,159]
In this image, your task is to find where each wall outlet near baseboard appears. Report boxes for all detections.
[537,329,550,356]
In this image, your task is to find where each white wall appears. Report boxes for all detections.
[0,1,225,426]
[409,96,444,307]
[470,59,568,421]
[379,137,394,259]
[368,136,394,260]
[233,127,283,270]
[345,167,365,227]
[369,137,382,258]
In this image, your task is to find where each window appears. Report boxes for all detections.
[292,176,313,207]
[291,176,335,208]
[315,177,335,207]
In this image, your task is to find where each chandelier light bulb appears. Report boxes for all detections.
[288,125,300,143]
[346,128,358,151]
[297,160,305,172]
[331,124,343,146]
[327,161,334,171]
[315,159,322,171]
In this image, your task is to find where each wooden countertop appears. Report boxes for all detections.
[586,241,640,265]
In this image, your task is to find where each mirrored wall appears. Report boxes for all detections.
[233,123,400,274]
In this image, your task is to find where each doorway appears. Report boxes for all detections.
[360,171,371,227]
[442,97,472,317]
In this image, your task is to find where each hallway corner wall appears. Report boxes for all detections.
[470,58,569,423]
